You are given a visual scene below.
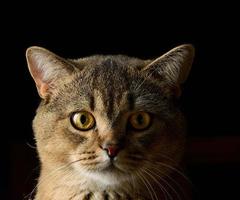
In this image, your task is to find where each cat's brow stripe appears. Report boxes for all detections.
[106,90,114,119]
[89,95,95,111]
[127,93,135,111]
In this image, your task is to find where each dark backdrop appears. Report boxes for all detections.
[1,4,239,200]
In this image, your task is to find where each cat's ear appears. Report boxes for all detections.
[26,46,75,98]
[143,44,195,88]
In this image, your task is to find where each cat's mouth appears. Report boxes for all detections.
[101,159,119,171]
[98,157,126,174]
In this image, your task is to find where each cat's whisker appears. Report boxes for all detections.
[148,163,189,200]
[27,165,70,199]
[26,158,86,200]
[144,167,183,200]
[143,158,191,185]
[155,153,187,172]
[136,170,155,200]
[155,153,179,164]
[26,142,37,149]
[49,169,76,198]
[130,173,137,197]
[26,168,63,199]
[139,169,159,200]
[142,168,168,200]
[153,161,192,185]
[141,168,169,200]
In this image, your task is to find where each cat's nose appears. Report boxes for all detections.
[103,144,121,159]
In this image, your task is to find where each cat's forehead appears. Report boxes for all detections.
[78,57,142,94]
[65,57,165,118]
[75,58,137,119]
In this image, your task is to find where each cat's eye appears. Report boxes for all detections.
[70,111,95,131]
[129,112,151,131]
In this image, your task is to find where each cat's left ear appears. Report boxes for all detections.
[26,46,75,99]
[142,44,195,96]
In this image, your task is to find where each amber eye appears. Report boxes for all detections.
[70,111,95,131]
[129,112,151,130]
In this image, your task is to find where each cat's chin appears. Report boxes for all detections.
[100,162,123,174]
[78,162,129,186]
[84,168,127,186]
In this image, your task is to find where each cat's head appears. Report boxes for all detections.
[26,45,194,185]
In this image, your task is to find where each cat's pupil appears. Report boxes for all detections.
[80,115,87,124]
[137,114,144,124]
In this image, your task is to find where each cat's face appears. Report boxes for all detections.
[26,45,194,185]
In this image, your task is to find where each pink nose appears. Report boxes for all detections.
[104,146,120,158]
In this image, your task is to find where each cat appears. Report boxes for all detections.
[26,44,194,200]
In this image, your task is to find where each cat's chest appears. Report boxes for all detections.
[51,187,144,200]
[45,179,150,200]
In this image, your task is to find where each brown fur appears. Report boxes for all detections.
[26,44,194,200]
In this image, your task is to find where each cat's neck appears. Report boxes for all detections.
[35,166,138,200]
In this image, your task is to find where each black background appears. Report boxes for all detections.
[1,3,240,200]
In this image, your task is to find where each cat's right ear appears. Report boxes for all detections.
[26,47,75,99]
[141,44,195,97]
